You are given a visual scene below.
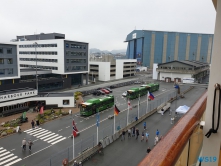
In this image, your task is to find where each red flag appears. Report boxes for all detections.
[73,120,78,137]
[39,106,44,114]
[128,100,132,110]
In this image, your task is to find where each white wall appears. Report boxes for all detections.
[17,39,65,74]
[98,62,110,81]
[116,59,137,79]
[89,61,110,81]
[152,63,158,80]
[159,72,191,81]
[115,60,123,79]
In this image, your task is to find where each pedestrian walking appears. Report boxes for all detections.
[135,117,138,121]
[154,135,159,145]
[146,147,151,154]
[73,160,78,166]
[156,129,160,137]
[132,127,135,137]
[143,122,146,130]
[145,131,149,142]
[28,139,34,151]
[121,130,126,141]
[128,128,131,138]
[36,119,39,128]
[135,128,139,140]
[141,131,144,142]
[22,138,26,151]
[31,120,35,129]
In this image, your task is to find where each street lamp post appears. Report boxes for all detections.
[34,42,38,92]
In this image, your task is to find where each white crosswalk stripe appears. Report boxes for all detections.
[0,147,21,166]
[24,128,66,145]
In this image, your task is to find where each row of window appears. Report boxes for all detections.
[66,66,86,71]
[0,48,12,54]
[19,44,57,48]
[20,58,58,63]
[66,43,86,49]
[19,51,57,55]
[0,68,13,75]
[0,58,13,64]
[20,64,58,70]
[66,59,86,63]
[66,51,86,56]
[160,66,193,70]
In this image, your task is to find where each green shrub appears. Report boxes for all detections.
[74,91,82,100]
[59,109,62,115]
[44,110,51,116]
[6,129,14,134]
[3,123,10,127]
[39,118,44,124]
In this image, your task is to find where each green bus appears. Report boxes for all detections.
[127,87,148,100]
[127,83,160,100]
[80,95,114,116]
[141,83,160,92]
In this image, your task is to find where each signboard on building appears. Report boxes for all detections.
[132,33,136,39]
[0,90,37,102]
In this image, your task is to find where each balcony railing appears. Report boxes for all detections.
[138,91,207,166]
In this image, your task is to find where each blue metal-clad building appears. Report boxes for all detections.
[125,30,213,68]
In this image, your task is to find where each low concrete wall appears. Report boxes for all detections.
[69,86,194,165]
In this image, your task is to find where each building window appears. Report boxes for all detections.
[8,68,13,74]
[63,100,70,105]
[66,43,69,48]
[0,69,5,75]
[0,48,3,54]
[8,58,13,64]
[0,59,4,64]
[7,48,12,54]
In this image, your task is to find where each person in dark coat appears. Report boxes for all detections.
[147,147,151,154]
[135,128,139,140]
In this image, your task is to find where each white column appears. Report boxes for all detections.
[202,1,221,165]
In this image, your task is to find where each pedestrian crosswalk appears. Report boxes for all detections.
[0,147,22,166]
[24,128,66,145]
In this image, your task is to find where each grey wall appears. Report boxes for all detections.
[0,44,18,78]
[63,40,89,73]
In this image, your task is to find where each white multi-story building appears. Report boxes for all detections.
[10,33,89,91]
[89,59,137,81]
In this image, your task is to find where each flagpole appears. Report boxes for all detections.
[114,113,116,134]
[73,120,75,160]
[127,99,129,126]
[138,94,140,118]
[97,123,98,144]
[146,91,149,114]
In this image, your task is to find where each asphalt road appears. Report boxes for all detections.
[0,81,201,166]
[83,86,207,166]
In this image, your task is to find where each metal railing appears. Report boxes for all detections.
[138,91,207,166]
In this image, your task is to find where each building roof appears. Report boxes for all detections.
[158,60,209,68]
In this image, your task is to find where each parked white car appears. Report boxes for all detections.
[122,91,127,97]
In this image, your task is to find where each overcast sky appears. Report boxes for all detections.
[0,0,216,51]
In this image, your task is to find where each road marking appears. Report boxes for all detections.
[0,147,21,166]
[47,136,63,143]
[5,158,22,166]
[66,126,70,128]
[10,149,15,152]
[33,139,38,142]
[58,129,62,132]
[80,120,83,122]
[23,145,53,160]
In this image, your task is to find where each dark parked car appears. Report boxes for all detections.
[104,88,112,93]
[92,90,101,96]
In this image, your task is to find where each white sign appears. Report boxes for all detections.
[132,33,136,39]
[0,90,37,102]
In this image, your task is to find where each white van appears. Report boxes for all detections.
[122,91,127,97]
